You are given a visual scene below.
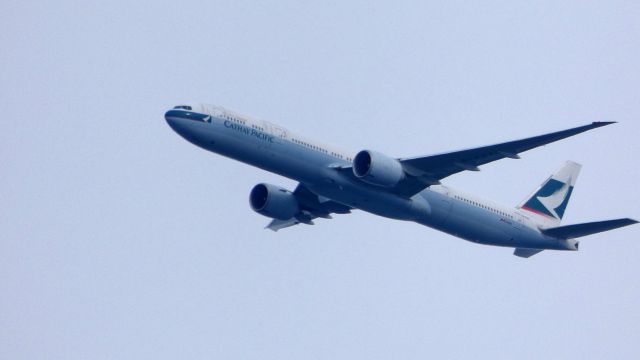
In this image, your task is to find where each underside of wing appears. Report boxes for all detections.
[393,122,615,197]
[266,183,352,231]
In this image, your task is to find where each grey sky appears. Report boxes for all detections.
[2,1,639,359]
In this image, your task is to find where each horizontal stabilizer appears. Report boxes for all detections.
[514,248,544,258]
[542,218,638,239]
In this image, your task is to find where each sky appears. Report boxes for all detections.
[1,1,639,359]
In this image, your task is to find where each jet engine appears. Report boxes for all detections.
[353,150,405,187]
[249,183,299,220]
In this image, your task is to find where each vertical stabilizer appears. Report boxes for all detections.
[517,161,581,225]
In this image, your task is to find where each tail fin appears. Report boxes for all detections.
[517,161,581,225]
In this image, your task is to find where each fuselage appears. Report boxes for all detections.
[165,103,578,251]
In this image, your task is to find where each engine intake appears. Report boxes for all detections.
[249,183,299,220]
[353,150,405,187]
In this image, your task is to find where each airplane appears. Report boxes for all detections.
[165,103,637,258]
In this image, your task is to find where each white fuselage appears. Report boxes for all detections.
[165,104,578,251]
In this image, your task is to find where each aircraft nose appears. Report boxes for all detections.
[165,108,211,145]
[165,110,177,127]
[165,109,211,124]
[165,109,193,136]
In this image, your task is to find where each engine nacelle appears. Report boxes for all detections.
[353,150,405,187]
[249,183,299,220]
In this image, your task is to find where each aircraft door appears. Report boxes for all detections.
[256,121,285,158]
[509,213,525,244]
[513,214,525,231]
[433,187,453,226]
[267,122,287,141]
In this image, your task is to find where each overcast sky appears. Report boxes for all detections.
[2,1,639,359]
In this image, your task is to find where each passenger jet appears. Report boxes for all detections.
[165,103,636,258]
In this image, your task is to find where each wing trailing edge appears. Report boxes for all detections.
[393,122,615,197]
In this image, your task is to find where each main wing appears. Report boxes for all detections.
[266,183,352,231]
[391,122,615,196]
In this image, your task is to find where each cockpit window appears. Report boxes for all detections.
[173,105,192,110]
